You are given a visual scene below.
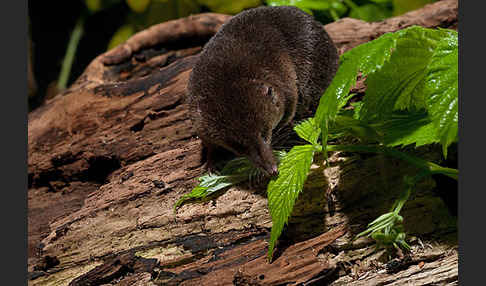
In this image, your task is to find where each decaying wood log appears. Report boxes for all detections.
[28,0,458,285]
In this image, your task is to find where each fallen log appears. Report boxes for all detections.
[28,0,458,285]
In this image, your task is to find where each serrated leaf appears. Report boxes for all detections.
[173,174,247,210]
[337,93,357,111]
[373,111,440,147]
[329,115,382,143]
[314,31,400,143]
[267,144,316,261]
[175,151,287,211]
[354,27,458,156]
[425,30,458,157]
[360,28,439,120]
[360,27,456,121]
[294,118,321,145]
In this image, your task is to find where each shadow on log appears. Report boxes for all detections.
[28,1,458,285]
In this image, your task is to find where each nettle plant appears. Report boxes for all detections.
[175,26,458,261]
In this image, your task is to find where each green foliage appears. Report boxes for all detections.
[267,0,331,15]
[392,0,435,16]
[314,30,400,145]
[267,0,426,23]
[108,24,136,50]
[329,115,382,143]
[293,118,321,145]
[360,28,454,120]
[356,173,425,252]
[126,0,152,13]
[84,0,121,13]
[425,31,458,157]
[373,111,439,148]
[348,3,392,22]
[197,0,262,14]
[85,0,103,12]
[267,144,319,260]
[174,151,287,211]
[315,26,458,248]
[267,26,457,259]
[317,26,458,157]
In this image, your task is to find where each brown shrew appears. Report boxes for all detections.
[187,6,338,177]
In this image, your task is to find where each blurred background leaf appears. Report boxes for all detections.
[393,0,434,16]
[348,3,392,22]
[107,24,135,50]
[126,0,152,13]
[197,0,262,14]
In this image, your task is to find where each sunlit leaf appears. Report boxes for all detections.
[425,29,458,157]
[267,144,317,260]
[294,118,321,145]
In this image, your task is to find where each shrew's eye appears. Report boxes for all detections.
[261,128,272,143]
[266,86,273,97]
[264,85,277,104]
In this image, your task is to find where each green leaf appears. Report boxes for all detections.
[373,111,439,148]
[337,93,357,111]
[359,27,458,156]
[392,0,435,16]
[267,0,331,12]
[329,115,382,143]
[425,30,458,157]
[107,24,135,50]
[349,3,392,22]
[314,31,400,144]
[143,0,200,27]
[360,27,456,120]
[330,0,348,16]
[174,151,287,211]
[267,144,317,261]
[293,0,331,10]
[316,26,457,156]
[293,118,321,145]
[85,0,102,12]
[350,101,363,119]
[197,0,262,14]
[126,0,151,13]
[173,174,247,210]
[84,0,121,13]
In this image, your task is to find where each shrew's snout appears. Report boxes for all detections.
[247,137,279,178]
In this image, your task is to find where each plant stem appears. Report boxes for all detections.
[58,15,85,90]
[326,144,458,180]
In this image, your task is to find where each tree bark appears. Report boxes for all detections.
[28,0,458,285]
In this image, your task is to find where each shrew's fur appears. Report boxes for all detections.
[187,6,338,176]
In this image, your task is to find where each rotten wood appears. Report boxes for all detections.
[28,1,458,285]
